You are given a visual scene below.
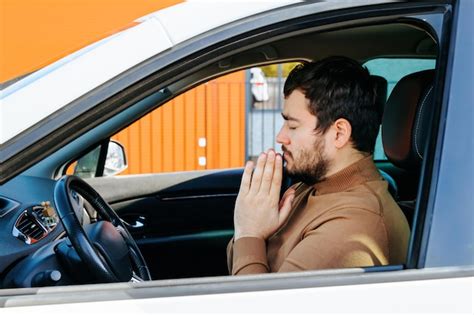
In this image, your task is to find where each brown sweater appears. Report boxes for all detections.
[227,156,410,275]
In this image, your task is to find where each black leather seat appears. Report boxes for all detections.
[370,74,388,125]
[370,75,399,199]
[382,69,435,226]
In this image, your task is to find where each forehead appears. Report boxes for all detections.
[282,89,314,121]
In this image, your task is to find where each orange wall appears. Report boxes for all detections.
[3,0,247,174]
[1,0,182,82]
[112,71,246,174]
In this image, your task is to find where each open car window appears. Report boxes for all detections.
[67,62,304,177]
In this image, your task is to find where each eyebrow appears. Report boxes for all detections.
[281,113,301,122]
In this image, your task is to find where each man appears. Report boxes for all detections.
[227,57,410,275]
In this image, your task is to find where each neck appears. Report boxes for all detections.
[325,148,369,178]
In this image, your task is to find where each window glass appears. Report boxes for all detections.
[70,146,101,178]
[110,71,247,175]
[70,59,437,176]
[105,63,299,175]
[364,58,436,160]
[247,63,300,161]
[250,63,300,110]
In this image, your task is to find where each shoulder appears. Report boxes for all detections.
[312,183,383,216]
[303,202,388,242]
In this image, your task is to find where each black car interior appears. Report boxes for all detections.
[0,14,439,287]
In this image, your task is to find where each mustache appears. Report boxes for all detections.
[282,146,292,157]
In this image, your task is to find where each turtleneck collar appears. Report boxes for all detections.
[312,155,381,195]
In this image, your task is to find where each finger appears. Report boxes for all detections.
[239,160,254,195]
[269,153,283,198]
[260,150,276,193]
[279,187,296,209]
[278,191,295,225]
[250,152,267,193]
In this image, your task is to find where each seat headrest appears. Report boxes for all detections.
[370,75,388,123]
[382,69,435,170]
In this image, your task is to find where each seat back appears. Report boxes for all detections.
[382,70,435,169]
[381,69,435,226]
[370,74,388,125]
[369,75,400,199]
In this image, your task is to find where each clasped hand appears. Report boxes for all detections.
[233,149,295,240]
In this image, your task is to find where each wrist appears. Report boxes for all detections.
[234,231,265,241]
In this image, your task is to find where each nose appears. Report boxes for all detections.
[276,125,290,145]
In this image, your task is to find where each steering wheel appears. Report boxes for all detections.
[53,175,151,283]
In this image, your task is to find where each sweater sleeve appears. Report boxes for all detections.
[227,237,270,275]
[278,209,389,272]
[226,237,234,274]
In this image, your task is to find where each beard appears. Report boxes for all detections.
[283,137,330,186]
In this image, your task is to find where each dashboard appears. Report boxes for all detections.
[0,175,92,287]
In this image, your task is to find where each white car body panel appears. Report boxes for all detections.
[138,1,299,45]
[0,0,299,144]
[2,276,472,313]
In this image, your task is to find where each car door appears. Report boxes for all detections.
[87,168,241,279]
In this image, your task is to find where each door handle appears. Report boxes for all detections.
[121,215,146,230]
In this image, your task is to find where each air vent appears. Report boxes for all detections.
[13,204,58,245]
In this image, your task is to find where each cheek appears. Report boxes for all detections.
[322,130,337,156]
[292,135,317,155]
[294,132,318,150]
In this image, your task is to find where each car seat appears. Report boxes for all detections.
[381,69,435,227]
[370,75,399,199]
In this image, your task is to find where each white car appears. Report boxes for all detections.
[0,0,472,313]
[250,67,270,102]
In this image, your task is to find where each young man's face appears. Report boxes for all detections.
[276,89,333,185]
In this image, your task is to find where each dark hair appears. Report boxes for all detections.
[283,56,379,154]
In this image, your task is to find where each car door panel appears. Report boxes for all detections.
[87,169,241,279]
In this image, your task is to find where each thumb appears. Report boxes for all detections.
[279,188,295,209]
[278,193,295,225]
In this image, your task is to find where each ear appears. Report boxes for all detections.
[332,118,352,149]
